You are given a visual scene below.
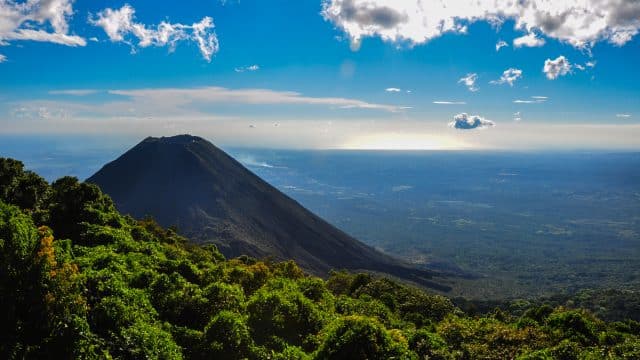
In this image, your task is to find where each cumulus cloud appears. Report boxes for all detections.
[543,56,571,80]
[458,73,478,92]
[90,5,219,61]
[449,112,495,130]
[385,87,401,92]
[495,40,508,51]
[322,0,640,49]
[0,0,86,48]
[235,65,260,72]
[433,101,466,105]
[490,68,522,86]
[513,32,545,48]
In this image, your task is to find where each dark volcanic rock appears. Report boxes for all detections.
[88,134,449,290]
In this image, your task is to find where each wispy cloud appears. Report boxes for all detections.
[385,87,401,92]
[513,111,522,121]
[15,86,407,123]
[49,89,100,96]
[616,114,632,118]
[433,101,466,105]
[513,96,547,104]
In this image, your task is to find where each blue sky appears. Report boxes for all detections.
[0,0,639,150]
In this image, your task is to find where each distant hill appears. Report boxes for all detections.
[88,135,449,290]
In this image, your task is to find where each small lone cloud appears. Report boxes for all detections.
[449,113,495,130]
[495,40,508,51]
[458,73,478,92]
[385,87,401,92]
[235,64,260,73]
[616,114,632,118]
[513,111,522,121]
[544,56,571,80]
[490,68,522,86]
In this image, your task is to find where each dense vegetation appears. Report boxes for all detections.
[1,157,639,359]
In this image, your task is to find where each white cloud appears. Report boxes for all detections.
[458,73,478,92]
[385,87,401,92]
[616,113,631,118]
[490,68,522,86]
[513,96,546,104]
[433,101,466,105]
[543,56,571,80]
[49,89,99,96]
[495,40,508,51]
[575,61,596,71]
[0,54,5,63]
[235,64,260,72]
[0,0,86,47]
[61,85,407,115]
[90,5,219,61]
[449,113,495,130]
[513,111,522,121]
[513,32,545,48]
[321,0,640,49]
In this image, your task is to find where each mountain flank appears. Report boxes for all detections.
[88,135,449,290]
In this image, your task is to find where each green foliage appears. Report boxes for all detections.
[204,311,254,359]
[1,157,640,359]
[247,278,325,349]
[314,315,414,360]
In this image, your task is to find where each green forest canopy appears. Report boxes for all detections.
[0,157,639,359]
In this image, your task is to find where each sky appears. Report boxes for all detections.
[0,0,639,150]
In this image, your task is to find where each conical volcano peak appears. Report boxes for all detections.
[88,135,449,290]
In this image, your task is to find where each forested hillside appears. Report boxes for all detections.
[1,157,639,359]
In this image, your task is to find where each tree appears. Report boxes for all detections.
[204,311,254,359]
[314,316,414,360]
